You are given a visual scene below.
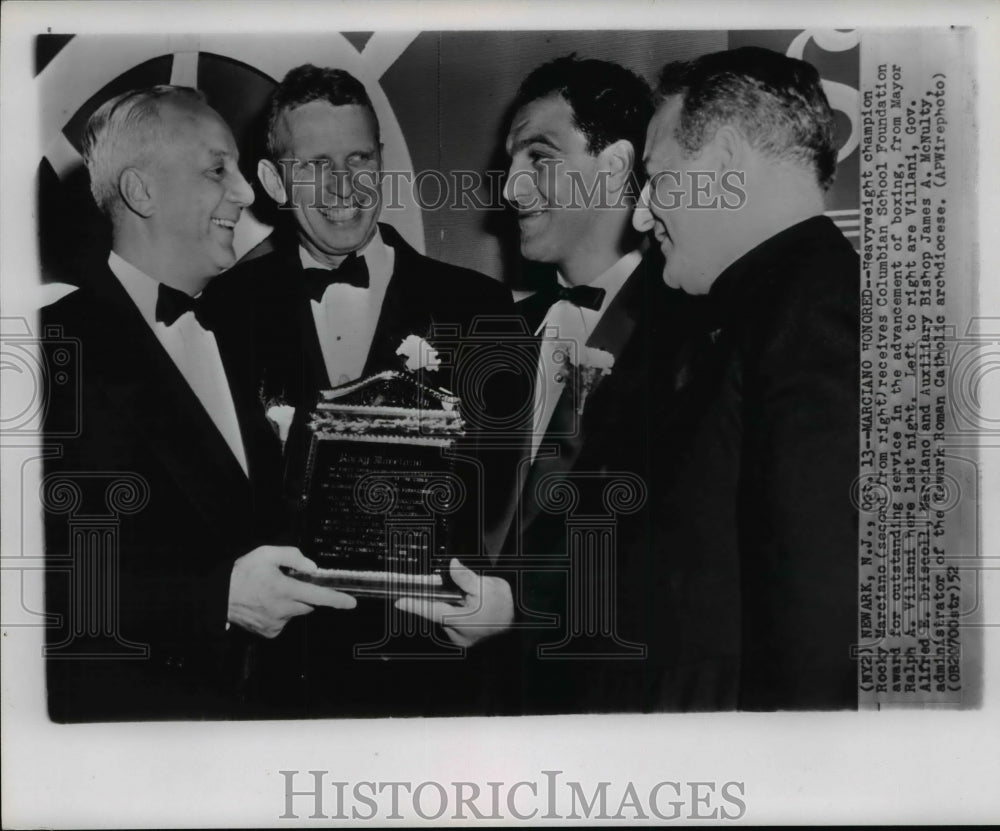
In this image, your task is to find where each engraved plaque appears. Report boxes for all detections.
[286,371,466,602]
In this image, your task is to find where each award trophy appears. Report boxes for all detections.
[284,370,468,603]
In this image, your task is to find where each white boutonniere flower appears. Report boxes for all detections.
[580,346,615,374]
[260,391,295,446]
[565,346,614,415]
[396,334,441,372]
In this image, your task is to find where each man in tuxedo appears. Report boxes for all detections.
[222,63,513,409]
[402,56,709,713]
[42,86,356,721]
[214,64,516,716]
[630,47,861,709]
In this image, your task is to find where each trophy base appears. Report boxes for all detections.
[286,567,464,604]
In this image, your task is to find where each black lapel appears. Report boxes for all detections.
[281,248,330,396]
[493,293,550,554]
[83,265,255,535]
[512,257,649,540]
[587,262,644,357]
[210,301,284,503]
[362,224,437,377]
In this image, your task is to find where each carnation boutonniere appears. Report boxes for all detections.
[396,334,441,372]
[259,386,295,447]
[560,346,614,415]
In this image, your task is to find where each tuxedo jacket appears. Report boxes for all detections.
[496,251,719,714]
[211,223,518,717]
[217,222,520,555]
[500,219,859,714]
[656,215,861,711]
[216,223,515,412]
[42,263,287,722]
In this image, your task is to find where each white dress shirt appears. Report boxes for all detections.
[300,228,395,387]
[108,251,249,476]
[530,250,641,461]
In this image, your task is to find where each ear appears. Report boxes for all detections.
[599,139,635,192]
[118,167,154,218]
[258,159,288,204]
[705,123,744,175]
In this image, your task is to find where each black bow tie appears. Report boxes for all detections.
[541,283,607,312]
[155,283,214,330]
[303,253,370,301]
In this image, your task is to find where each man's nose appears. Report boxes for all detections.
[324,166,354,199]
[632,181,653,233]
[229,169,255,208]
[503,162,537,208]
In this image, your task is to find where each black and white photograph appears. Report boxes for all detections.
[2,1,998,827]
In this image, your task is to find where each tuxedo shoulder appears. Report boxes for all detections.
[774,219,858,289]
[769,233,859,323]
[41,285,97,334]
[513,291,549,317]
[428,257,509,301]
[220,247,285,284]
[748,234,860,371]
[209,248,290,307]
[379,222,511,308]
[408,253,513,319]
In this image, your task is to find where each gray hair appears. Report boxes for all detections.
[82,85,206,217]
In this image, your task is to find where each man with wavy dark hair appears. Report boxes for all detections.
[502,55,652,280]
[509,53,652,164]
[631,46,860,709]
[403,55,712,714]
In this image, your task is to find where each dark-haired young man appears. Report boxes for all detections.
[415,49,859,714]
[632,46,860,709]
[404,56,711,714]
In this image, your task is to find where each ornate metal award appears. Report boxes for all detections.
[285,371,467,602]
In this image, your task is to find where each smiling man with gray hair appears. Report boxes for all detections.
[42,85,356,721]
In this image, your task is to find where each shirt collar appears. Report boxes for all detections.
[107,250,165,329]
[556,249,642,315]
[297,226,392,289]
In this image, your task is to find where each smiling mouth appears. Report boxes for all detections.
[317,205,361,223]
[210,217,237,230]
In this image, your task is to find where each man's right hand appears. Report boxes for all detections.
[227,546,356,639]
[394,558,514,648]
